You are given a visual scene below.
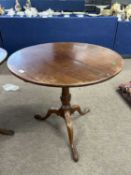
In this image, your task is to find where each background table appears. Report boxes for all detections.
[0,48,7,64]
[0,48,14,135]
[114,21,131,57]
[7,42,124,161]
[0,16,117,54]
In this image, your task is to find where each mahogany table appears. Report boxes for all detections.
[7,42,124,161]
[0,48,14,135]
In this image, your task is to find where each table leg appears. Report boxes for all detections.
[35,108,59,121]
[34,87,90,161]
[64,110,78,162]
[0,128,14,135]
[71,105,90,115]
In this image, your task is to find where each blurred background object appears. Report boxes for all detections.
[85,0,111,13]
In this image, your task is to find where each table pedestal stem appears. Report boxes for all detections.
[35,87,90,162]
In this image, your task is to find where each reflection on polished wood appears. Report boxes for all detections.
[7,42,124,87]
[0,47,14,135]
[7,42,124,161]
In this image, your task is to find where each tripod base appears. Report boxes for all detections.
[34,87,90,162]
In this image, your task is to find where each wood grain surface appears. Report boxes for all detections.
[7,42,124,87]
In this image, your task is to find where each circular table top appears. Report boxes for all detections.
[7,42,124,87]
[0,48,7,64]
